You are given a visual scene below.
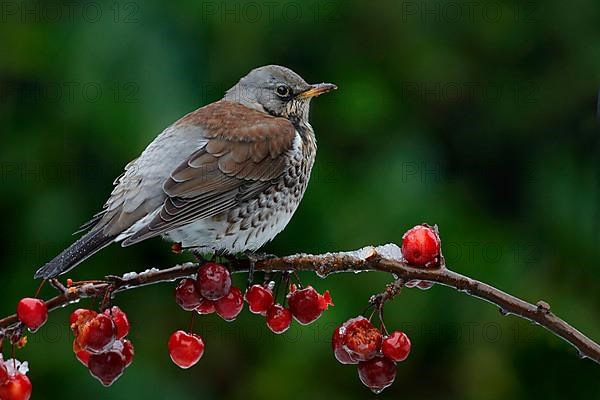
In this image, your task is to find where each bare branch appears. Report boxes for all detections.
[1,244,598,364]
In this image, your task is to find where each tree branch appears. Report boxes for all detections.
[1,244,598,364]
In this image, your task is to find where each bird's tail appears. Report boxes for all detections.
[34,229,115,279]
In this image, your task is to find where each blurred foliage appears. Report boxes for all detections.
[1,0,600,399]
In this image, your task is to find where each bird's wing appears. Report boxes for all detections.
[120,100,297,245]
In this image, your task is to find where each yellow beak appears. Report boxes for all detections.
[297,83,338,99]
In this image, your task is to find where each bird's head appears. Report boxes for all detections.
[224,65,337,123]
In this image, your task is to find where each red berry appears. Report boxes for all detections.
[244,285,274,315]
[175,278,202,311]
[168,331,205,369]
[265,304,292,334]
[382,331,411,362]
[73,339,91,367]
[16,298,48,331]
[332,324,359,364]
[401,224,441,267]
[70,309,97,335]
[0,361,8,385]
[214,287,244,321]
[357,356,397,394]
[104,306,130,339]
[0,373,32,400]
[342,317,382,361]
[121,339,135,367]
[77,314,116,353]
[287,286,333,325]
[196,263,232,300]
[88,350,127,387]
[195,298,216,315]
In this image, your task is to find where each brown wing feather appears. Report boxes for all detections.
[121,101,296,245]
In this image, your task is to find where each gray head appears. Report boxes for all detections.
[224,65,337,123]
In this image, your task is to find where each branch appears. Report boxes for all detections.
[1,244,598,365]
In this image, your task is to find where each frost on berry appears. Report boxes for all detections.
[382,331,411,362]
[265,304,292,334]
[168,331,205,369]
[357,356,397,394]
[16,298,48,332]
[332,324,359,365]
[214,287,244,321]
[401,224,441,267]
[195,262,232,301]
[287,286,334,325]
[342,317,382,361]
[244,285,274,315]
[175,278,202,311]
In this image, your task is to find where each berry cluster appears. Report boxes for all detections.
[170,262,334,367]
[70,306,134,386]
[332,317,411,394]
[174,262,243,321]
[248,283,333,334]
[0,357,31,400]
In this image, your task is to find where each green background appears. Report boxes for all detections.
[1,0,599,399]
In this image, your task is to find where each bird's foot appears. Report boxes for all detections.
[243,251,277,286]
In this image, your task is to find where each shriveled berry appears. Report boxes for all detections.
[342,317,382,361]
[168,331,205,369]
[88,350,127,387]
[287,286,333,325]
[70,309,97,336]
[244,285,274,315]
[175,278,202,311]
[401,224,441,267]
[382,331,411,362]
[195,298,216,315]
[73,339,91,366]
[16,298,48,331]
[196,263,232,300]
[357,356,397,394]
[215,287,244,321]
[332,324,358,364]
[265,304,292,334]
[104,306,130,339]
[0,373,32,400]
[77,314,116,354]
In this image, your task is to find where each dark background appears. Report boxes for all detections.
[1,0,600,399]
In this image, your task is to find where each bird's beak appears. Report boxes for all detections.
[297,83,338,99]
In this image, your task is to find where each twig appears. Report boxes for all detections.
[0,244,598,364]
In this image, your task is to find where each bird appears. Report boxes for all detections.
[34,65,337,279]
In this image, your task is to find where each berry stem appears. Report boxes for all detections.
[34,279,46,297]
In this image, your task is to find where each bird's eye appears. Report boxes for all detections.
[275,85,292,98]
